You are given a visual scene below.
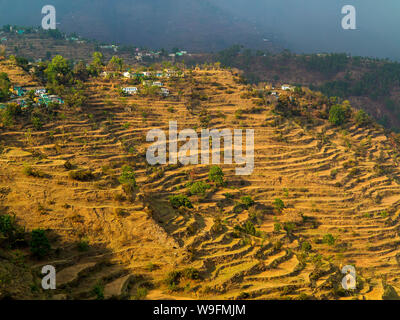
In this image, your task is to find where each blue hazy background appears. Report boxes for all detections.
[0,0,399,59]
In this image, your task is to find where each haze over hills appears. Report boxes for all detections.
[2,0,400,59]
[0,0,277,52]
[214,0,400,60]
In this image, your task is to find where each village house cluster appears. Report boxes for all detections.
[1,25,191,66]
[102,68,185,97]
[0,85,64,110]
[265,84,295,99]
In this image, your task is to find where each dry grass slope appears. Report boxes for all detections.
[1,61,400,300]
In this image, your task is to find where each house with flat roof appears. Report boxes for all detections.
[281,85,293,91]
[123,72,133,79]
[122,87,138,95]
[160,87,170,97]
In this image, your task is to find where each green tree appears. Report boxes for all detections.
[322,234,336,246]
[244,220,257,236]
[301,241,312,252]
[274,198,285,213]
[329,104,347,126]
[88,52,104,76]
[45,55,72,85]
[30,229,51,258]
[241,196,255,209]
[119,165,137,188]
[209,165,224,186]
[355,109,370,126]
[189,181,210,195]
[73,60,89,81]
[169,194,193,209]
[0,214,24,247]
[283,222,295,235]
[0,72,11,102]
[64,87,87,108]
[1,103,21,127]
[107,56,123,72]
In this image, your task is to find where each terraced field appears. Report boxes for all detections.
[1,60,400,300]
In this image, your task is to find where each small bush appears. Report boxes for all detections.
[329,104,347,126]
[165,271,181,286]
[233,202,246,214]
[182,268,200,280]
[223,193,234,200]
[382,284,400,300]
[189,181,210,195]
[241,196,255,209]
[274,198,285,212]
[134,287,148,300]
[31,116,43,130]
[0,214,16,237]
[234,109,243,119]
[273,241,282,251]
[235,220,260,237]
[283,222,295,235]
[23,165,48,178]
[0,214,24,246]
[30,229,51,258]
[69,169,95,181]
[169,194,193,209]
[355,109,370,126]
[211,217,223,234]
[77,239,90,252]
[64,160,73,170]
[92,282,104,300]
[380,211,389,218]
[330,169,338,179]
[209,165,224,186]
[322,234,336,246]
[237,292,250,299]
[146,263,158,272]
[114,193,126,202]
[119,165,137,188]
[301,241,312,252]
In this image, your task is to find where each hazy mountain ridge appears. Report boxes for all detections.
[0,0,277,51]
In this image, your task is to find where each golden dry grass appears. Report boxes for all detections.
[1,62,400,300]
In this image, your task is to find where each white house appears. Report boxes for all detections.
[123,72,133,79]
[160,87,170,96]
[142,71,152,77]
[281,85,293,91]
[153,81,163,87]
[35,88,47,96]
[123,87,138,95]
